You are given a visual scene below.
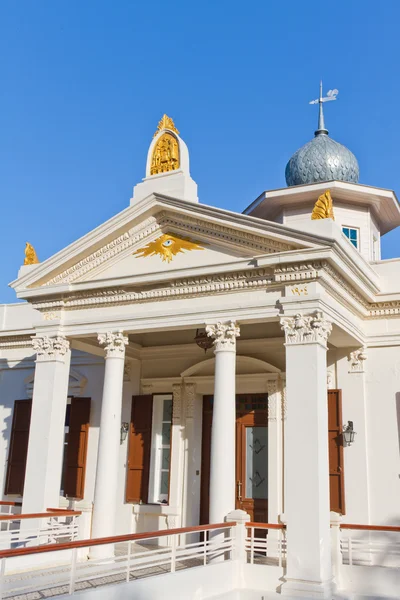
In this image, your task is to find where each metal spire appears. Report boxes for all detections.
[309,81,338,136]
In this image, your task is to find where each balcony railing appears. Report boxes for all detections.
[245,522,286,566]
[0,502,22,517]
[0,510,81,550]
[340,523,400,568]
[0,522,234,598]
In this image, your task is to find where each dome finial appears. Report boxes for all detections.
[309,82,338,136]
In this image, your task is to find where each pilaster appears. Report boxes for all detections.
[181,382,201,527]
[168,383,185,525]
[336,347,370,523]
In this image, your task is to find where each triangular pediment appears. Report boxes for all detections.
[11,193,326,296]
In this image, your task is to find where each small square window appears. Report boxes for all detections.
[342,227,359,249]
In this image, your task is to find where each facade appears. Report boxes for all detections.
[1,106,400,598]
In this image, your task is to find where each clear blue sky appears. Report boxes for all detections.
[1,1,399,302]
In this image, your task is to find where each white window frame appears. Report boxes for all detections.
[148,394,173,504]
[342,226,359,250]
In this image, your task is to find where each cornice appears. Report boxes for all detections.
[30,267,275,311]
[25,257,399,322]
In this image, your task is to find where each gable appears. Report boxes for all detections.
[11,194,324,294]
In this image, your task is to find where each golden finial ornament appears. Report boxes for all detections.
[150,114,180,176]
[311,190,335,220]
[153,114,180,138]
[24,242,40,265]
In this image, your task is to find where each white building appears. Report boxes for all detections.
[1,105,400,599]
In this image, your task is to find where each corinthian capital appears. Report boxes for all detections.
[98,331,128,358]
[32,335,70,362]
[206,320,240,351]
[281,311,332,347]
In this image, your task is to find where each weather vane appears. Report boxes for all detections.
[309,81,338,136]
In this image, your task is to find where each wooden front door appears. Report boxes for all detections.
[200,394,268,524]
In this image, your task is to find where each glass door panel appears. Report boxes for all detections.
[245,426,268,500]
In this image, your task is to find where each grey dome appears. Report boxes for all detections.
[285,133,360,187]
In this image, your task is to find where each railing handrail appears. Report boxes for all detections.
[0,521,233,559]
[0,510,81,522]
[340,523,400,533]
[246,522,286,530]
[0,501,22,507]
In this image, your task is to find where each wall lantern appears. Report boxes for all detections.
[194,328,214,353]
[342,421,356,446]
[120,422,129,444]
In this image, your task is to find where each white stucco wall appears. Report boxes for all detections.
[281,202,381,262]
[363,346,400,525]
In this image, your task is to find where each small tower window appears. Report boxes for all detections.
[342,227,359,249]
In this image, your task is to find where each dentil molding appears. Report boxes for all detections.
[206,321,240,351]
[32,335,70,362]
[281,311,332,347]
[98,331,128,358]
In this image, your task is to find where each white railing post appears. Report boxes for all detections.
[330,511,342,592]
[226,509,250,563]
[170,534,177,573]
[69,547,78,595]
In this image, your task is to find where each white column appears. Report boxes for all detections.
[206,321,240,524]
[22,335,71,513]
[280,312,333,599]
[90,331,128,554]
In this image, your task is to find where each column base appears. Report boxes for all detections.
[281,577,334,599]
[89,543,115,561]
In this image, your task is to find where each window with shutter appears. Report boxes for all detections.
[5,400,32,496]
[126,395,153,503]
[328,389,346,514]
[63,397,91,500]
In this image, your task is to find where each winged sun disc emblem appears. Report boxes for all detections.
[133,234,204,263]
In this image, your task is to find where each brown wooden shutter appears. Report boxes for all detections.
[5,400,32,496]
[126,395,153,503]
[64,397,91,500]
[328,389,346,514]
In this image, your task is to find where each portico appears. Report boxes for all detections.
[2,111,400,599]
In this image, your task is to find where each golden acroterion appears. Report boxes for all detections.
[24,242,40,265]
[150,132,180,175]
[153,114,180,138]
[311,190,335,220]
[133,233,204,263]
